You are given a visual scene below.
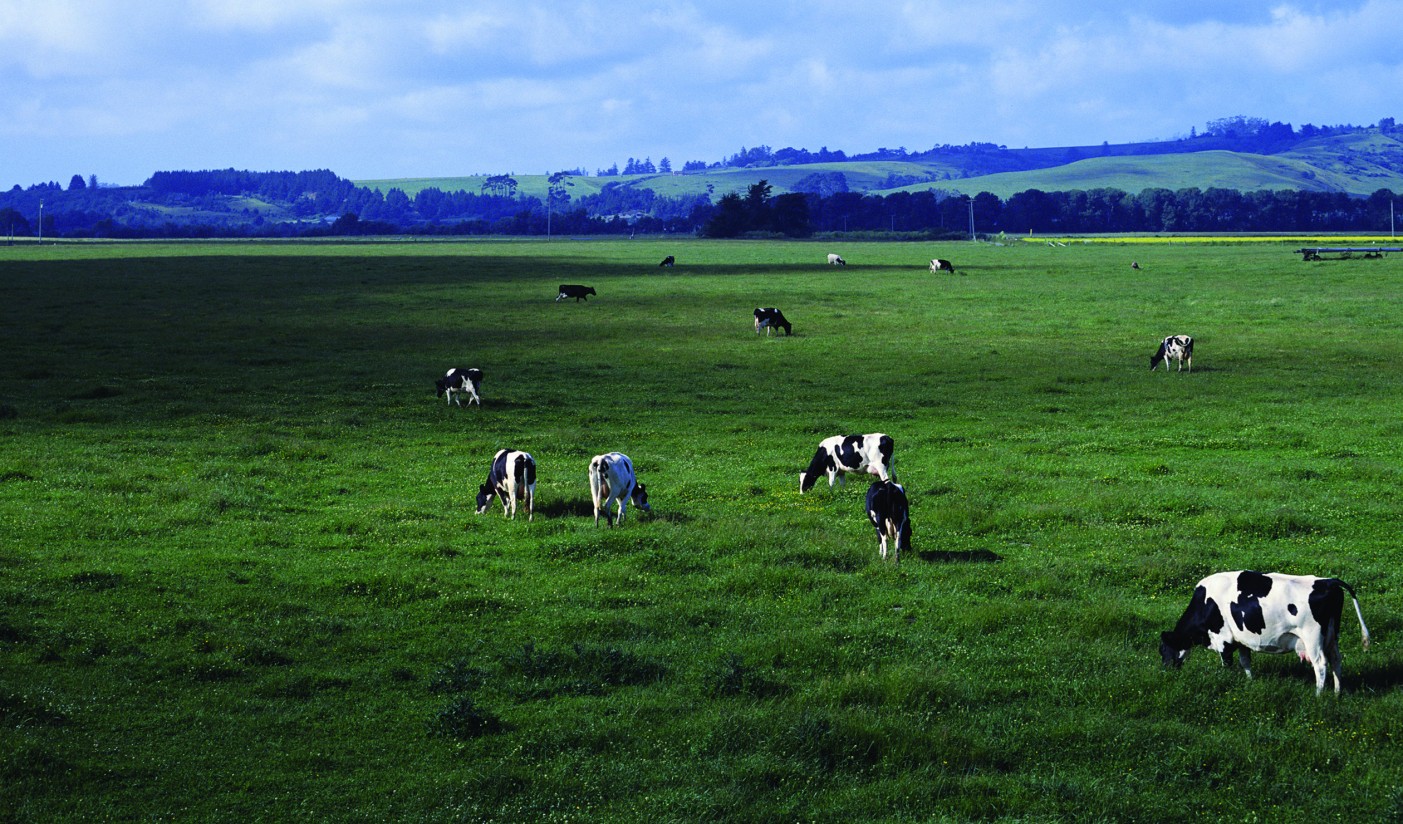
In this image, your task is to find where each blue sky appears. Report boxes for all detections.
[4,0,1402,187]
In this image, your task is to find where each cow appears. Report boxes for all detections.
[930,258,955,274]
[866,480,911,563]
[827,253,846,266]
[475,449,536,520]
[753,307,792,337]
[435,367,482,406]
[1150,334,1194,372]
[588,452,651,527]
[1160,571,1370,695]
[1131,261,1141,270]
[659,255,675,267]
[799,433,894,493]
[556,285,597,302]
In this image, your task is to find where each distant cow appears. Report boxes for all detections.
[930,258,955,274]
[866,480,912,563]
[1160,571,1370,695]
[754,307,793,336]
[588,452,651,527]
[435,367,482,406]
[1131,261,1141,270]
[476,449,536,520]
[800,433,894,493]
[659,255,675,267]
[827,253,846,266]
[1150,334,1194,372]
[556,285,596,302]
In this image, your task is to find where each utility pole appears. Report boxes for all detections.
[968,198,975,240]
[37,199,43,245]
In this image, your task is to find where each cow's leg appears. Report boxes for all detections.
[526,486,534,521]
[877,531,888,560]
[1237,648,1253,679]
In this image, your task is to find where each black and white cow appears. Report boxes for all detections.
[1160,571,1370,695]
[827,253,846,266]
[588,452,651,527]
[866,480,911,562]
[1150,334,1194,372]
[799,433,894,493]
[475,449,536,520]
[754,307,793,336]
[659,255,675,267]
[929,258,955,274]
[556,285,597,302]
[435,367,482,406]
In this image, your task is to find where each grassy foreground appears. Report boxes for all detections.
[2,238,1402,821]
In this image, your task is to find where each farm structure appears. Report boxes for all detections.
[1296,246,1402,260]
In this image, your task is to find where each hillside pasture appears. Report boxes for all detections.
[2,239,1402,821]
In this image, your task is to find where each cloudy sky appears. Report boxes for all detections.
[4,0,1402,187]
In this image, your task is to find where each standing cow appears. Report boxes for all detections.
[799,433,895,493]
[753,307,793,336]
[1160,570,1370,695]
[588,452,651,527]
[475,449,536,520]
[929,258,955,274]
[827,253,846,266]
[1150,335,1194,372]
[556,285,597,302]
[435,367,483,406]
[659,255,675,267]
[866,480,912,562]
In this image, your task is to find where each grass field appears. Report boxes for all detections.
[3,238,1402,821]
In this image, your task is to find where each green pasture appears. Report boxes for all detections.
[2,238,1402,821]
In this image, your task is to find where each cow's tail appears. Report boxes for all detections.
[589,456,608,502]
[1338,580,1371,650]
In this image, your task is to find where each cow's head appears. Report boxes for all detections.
[1159,632,1191,668]
[1149,342,1168,371]
[436,377,451,397]
[631,483,651,513]
[475,484,496,514]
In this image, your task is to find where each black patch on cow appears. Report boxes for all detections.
[1308,579,1345,641]
[877,434,894,469]
[1288,603,1298,615]
[1237,571,1273,599]
[836,435,865,470]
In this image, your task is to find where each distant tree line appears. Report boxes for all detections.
[2,168,1399,240]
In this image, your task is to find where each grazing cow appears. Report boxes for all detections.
[556,285,597,302]
[475,449,536,520]
[435,367,482,406]
[659,255,675,267]
[866,480,912,563]
[827,253,846,266]
[753,307,793,336]
[799,433,894,493]
[929,258,955,274]
[1131,261,1141,270]
[1150,334,1194,372]
[1160,571,1370,695]
[588,452,651,527]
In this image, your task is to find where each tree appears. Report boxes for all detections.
[481,175,518,197]
[769,193,811,237]
[701,193,748,237]
[658,157,672,174]
[68,174,86,191]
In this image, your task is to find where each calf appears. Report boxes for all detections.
[435,367,482,406]
[1160,571,1370,695]
[556,284,597,302]
[659,255,675,267]
[929,258,955,274]
[753,307,793,336]
[827,253,846,266]
[799,433,894,493]
[1150,334,1194,372]
[475,449,536,520]
[866,480,911,562]
[588,452,651,527]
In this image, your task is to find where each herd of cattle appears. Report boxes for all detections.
[440,251,1368,695]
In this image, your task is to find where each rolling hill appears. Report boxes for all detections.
[357,131,1403,202]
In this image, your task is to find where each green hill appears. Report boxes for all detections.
[357,131,1403,201]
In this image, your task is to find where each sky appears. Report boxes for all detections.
[4,0,1403,188]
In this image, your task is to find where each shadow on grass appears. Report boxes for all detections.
[916,548,1003,564]
[1349,659,1403,694]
